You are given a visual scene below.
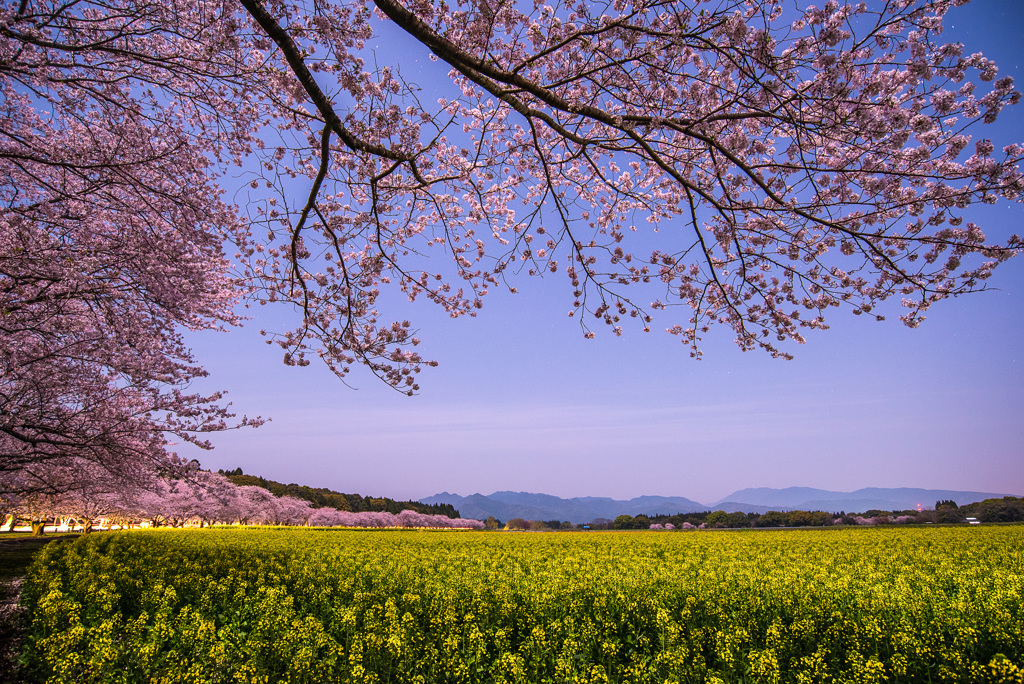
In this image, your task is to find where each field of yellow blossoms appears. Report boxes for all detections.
[18,526,1024,683]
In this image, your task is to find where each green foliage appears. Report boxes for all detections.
[936,507,967,524]
[612,515,636,530]
[704,511,750,528]
[609,514,653,530]
[753,510,788,528]
[961,497,1024,523]
[18,527,1024,683]
[645,511,712,528]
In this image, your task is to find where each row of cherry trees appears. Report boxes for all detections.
[0,469,484,533]
[2,0,1022,498]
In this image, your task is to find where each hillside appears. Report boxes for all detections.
[421,487,1013,523]
[222,470,460,518]
[712,487,1011,513]
[419,491,707,524]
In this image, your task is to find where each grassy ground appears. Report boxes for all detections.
[0,534,78,683]
[0,534,73,582]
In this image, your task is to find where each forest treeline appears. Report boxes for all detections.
[494,496,1024,531]
[220,469,460,518]
[607,496,1024,529]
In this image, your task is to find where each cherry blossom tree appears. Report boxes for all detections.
[303,506,483,528]
[0,0,266,494]
[4,478,63,534]
[307,506,345,526]
[273,494,317,525]
[2,0,1022,492]
[123,472,316,526]
[45,461,139,532]
[232,0,1023,363]
[220,484,282,525]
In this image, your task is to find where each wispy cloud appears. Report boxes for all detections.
[261,394,888,447]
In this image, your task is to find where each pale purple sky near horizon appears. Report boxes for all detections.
[180,0,1024,506]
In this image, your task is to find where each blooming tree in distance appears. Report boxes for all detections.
[1,0,1022,491]
[2,467,485,531]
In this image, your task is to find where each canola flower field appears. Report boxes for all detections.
[18,526,1024,683]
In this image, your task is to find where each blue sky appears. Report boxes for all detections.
[180,0,1024,506]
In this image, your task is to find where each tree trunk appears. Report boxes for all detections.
[0,514,15,532]
[30,520,46,536]
[81,519,94,534]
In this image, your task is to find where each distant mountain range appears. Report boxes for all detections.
[419,487,1012,523]
[711,487,1011,516]
[418,491,707,524]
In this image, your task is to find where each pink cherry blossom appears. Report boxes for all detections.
[2,0,1022,495]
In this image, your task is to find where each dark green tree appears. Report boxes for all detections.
[612,515,635,530]
[755,511,788,528]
